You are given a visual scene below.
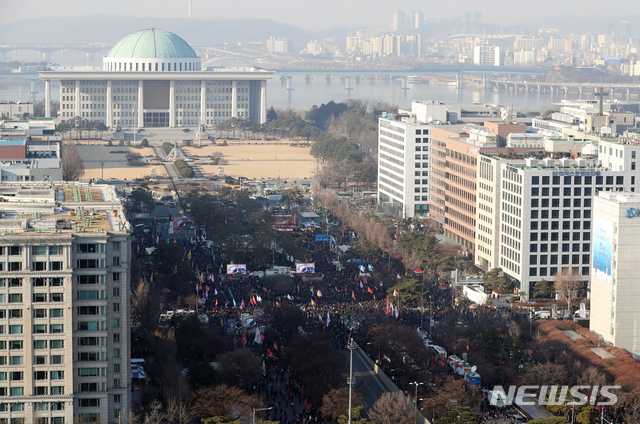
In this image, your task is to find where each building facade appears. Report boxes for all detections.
[39,29,273,129]
[476,155,640,297]
[0,183,131,424]
[377,114,431,218]
[590,192,640,359]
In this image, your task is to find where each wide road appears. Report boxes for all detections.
[351,348,391,408]
[153,146,180,181]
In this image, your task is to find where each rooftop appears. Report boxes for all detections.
[106,28,197,59]
[0,183,130,236]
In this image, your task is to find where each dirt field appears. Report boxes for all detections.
[184,141,317,179]
[75,142,164,180]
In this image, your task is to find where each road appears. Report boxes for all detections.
[152,146,180,181]
[350,347,392,408]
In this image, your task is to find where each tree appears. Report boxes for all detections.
[554,270,583,312]
[166,398,193,424]
[533,280,555,299]
[521,363,569,386]
[444,406,480,424]
[321,387,364,421]
[191,385,261,421]
[529,418,570,424]
[140,138,149,147]
[216,347,263,386]
[482,268,513,293]
[266,106,278,122]
[61,142,85,180]
[129,186,154,213]
[368,392,415,424]
[132,281,159,333]
[421,378,482,419]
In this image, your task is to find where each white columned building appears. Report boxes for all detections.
[39,28,274,129]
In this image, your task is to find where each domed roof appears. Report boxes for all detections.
[106,29,197,59]
[581,142,598,157]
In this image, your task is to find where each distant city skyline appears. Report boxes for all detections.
[2,0,639,31]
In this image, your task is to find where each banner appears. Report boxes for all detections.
[227,264,247,275]
[296,263,315,273]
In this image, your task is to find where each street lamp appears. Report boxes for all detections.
[252,406,273,424]
[346,336,357,424]
[409,381,424,424]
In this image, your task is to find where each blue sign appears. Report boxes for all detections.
[315,235,329,242]
[626,208,637,218]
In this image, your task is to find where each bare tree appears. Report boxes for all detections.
[166,398,193,424]
[61,141,85,181]
[144,400,164,424]
[521,362,569,386]
[191,384,261,421]
[132,280,159,333]
[554,270,583,313]
[368,392,415,424]
[321,386,364,421]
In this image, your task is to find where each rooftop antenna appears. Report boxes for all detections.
[188,0,191,18]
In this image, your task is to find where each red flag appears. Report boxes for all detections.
[215,299,218,307]
[273,341,278,351]
[267,349,276,359]
[234,336,237,348]
[393,289,398,297]
[352,290,356,301]
[310,299,316,306]
[317,290,322,297]
[262,286,269,293]
[367,286,373,294]
[242,333,247,345]
[386,296,390,314]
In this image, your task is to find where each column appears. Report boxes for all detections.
[44,79,51,118]
[137,80,144,127]
[106,80,112,128]
[169,80,176,128]
[260,80,267,124]
[75,80,81,118]
[200,80,206,128]
[231,80,238,118]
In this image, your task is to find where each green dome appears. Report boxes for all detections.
[106,29,197,59]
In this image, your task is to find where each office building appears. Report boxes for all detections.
[590,192,640,359]
[475,147,640,298]
[377,113,432,218]
[0,137,62,182]
[39,28,274,129]
[0,183,131,424]
[473,46,503,67]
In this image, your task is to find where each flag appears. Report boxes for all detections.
[256,295,262,302]
[368,264,373,271]
[287,294,293,300]
[352,290,356,301]
[262,286,269,293]
[273,341,278,351]
[262,360,266,377]
[267,349,276,359]
[234,336,237,348]
[242,333,247,345]
[214,289,218,295]
[187,250,192,260]
[254,327,263,345]
[326,311,331,327]
[310,299,316,306]
[317,290,322,297]
[395,306,399,319]
[360,281,364,289]
[359,265,365,272]
[319,314,323,322]
[386,296,390,314]
[393,289,398,297]
[240,299,245,310]
[367,286,373,294]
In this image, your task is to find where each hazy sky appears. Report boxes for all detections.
[2,0,637,30]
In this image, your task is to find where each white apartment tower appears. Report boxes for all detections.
[0,183,131,424]
[590,192,640,359]
[377,114,431,218]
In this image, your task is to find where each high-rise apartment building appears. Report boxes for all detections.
[590,191,640,359]
[0,183,131,424]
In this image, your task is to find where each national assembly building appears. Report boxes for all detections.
[39,28,274,128]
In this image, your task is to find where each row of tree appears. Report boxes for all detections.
[55,117,108,140]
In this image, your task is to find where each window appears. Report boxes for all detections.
[33,278,47,287]
[34,371,48,380]
[113,348,120,358]
[113,318,120,328]
[9,309,22,318]
[78,275,99,284]
[51,355,63,364]
[8,246,21,255]
[112,256,120,266]
[50,262,63,271]
[10,370,23,379]
[113,363,120,373]
[10,387,24,396]
[79,398,100,407]
[113,287,120,297]
[113,333,120,343]
[50,309,63,318]
[78,337,100,346]
[51,386,64,395]
[112,273,120,282]
[50,324,64,333]
[77,291,103,300]
[8,278,21,287]
[79,352,99,361]
[35,386,48,395]
[34,340,47,349]
[33,293,46,302]
[34,324,47,334]
[32,246,47,255]
[9,325,22,334]
[77,244,97,253]
[50,293,64,302]
[77,259,98,268]
[78,322,99,331]
[35,355,46,365]
[50,340,63,349]
[79,368,100,377]
[8,262,22,271]
[49,246,61,255]
[9,340,22,350]
[51,371,64,380]
[113,303,120,312]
